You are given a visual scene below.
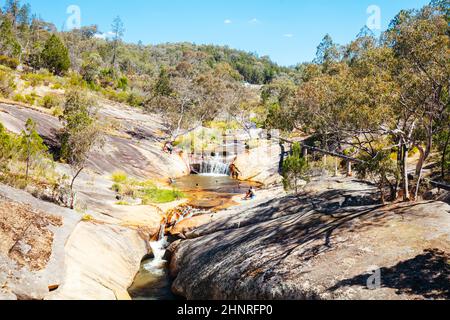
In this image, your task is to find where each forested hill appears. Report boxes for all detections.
[111,42,290,85]
[0,0,289,85]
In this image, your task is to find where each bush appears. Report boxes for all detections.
[51,105,64,117]
[21,72,55,87]
[111,171,128,184]
[51,83,63,90]
[0,70,15,98]
[101,87,129,103]
[41,34,71,76]
[24,93,38,105]
[41,94,62,109]
[115,201,130,206]
[13,94,27,103]
[0,55,19,69]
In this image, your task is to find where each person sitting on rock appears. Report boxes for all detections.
[243,187,256,200]
[163,141,174,154]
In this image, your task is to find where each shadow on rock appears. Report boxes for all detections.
[328,248,450,300]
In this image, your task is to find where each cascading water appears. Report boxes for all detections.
[199,153,231,176]
[144,224,167,275]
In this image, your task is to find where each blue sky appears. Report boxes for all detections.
[10,0,430,66]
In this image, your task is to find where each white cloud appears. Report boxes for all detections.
[248,18,260,24]
[94,31,115,40]
[283,33,294,38]
[224,19,232,24]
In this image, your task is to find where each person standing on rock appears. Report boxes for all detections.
[229,163,241,180]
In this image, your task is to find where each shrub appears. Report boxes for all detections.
[51,83,63,90]
[282,142,309,193]
[41,94,61,109]
[0,55,19,69]
[111,183,122,193]
[13,94,27,103]
[0,70,15,98]
[41,34,71,76]
[111,171,128,184]
[115,201,130,206]
[82,214,93,222]
[24,93,38,105]
[117,77,128,90]
[21,72,55,87]
[51,105,64,117]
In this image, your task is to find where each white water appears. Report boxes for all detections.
[144,223,167,275]
[200,154,231,176]
[143,210,194,274]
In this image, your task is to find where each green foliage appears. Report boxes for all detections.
[0,122,15,168]
[282,143,309,193]
[0,69,15,98]
[0,55,19,69]
[41,35,71,75]
[21,71,55,87]
[140,187,184,204]
[110,174,184,204]
[40,94,61,109]
[60,89,101,166]
[0,18,21,58]
[80,52,103,84]
[117,76,128,90]
[19,118,49,179]
[111,171,128,184]
[12,93,26,103]
[355,149,399,203]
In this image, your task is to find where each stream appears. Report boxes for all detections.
[128,174,258,300]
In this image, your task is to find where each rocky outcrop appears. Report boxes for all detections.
[0,101,190,300]
[0,184,80,300]
[234,141,282,186]
[46,222,148,300]
[170,178,450,300]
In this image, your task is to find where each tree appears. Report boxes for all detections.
[0,122,15,171]
[0,17,21,58]
[19,118,48,181]
[60,89,104,208]
[41,34,71,75]
[314,34,341,70]
[111,16,124,67]
[282,143,309,194]
[355,147,399,204]
[385,3,450,200]
[80,52,103,84]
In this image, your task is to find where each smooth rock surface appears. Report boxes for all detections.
[171,178,450,300]
[234,142,282,186]
[0,184,80,300]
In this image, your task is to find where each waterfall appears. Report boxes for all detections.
[143,208,195,274]
[144,223,167,274]
[199,153,230,176]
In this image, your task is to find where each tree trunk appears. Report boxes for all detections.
[402,144,410,201]
[69,167,84,209]
[442,132,450,180]
[25,140,30,182]
[380,179,386,205]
